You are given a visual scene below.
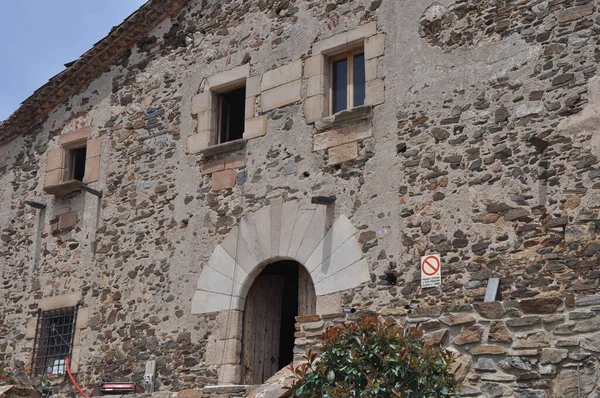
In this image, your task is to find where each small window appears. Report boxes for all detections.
[330,50,365,114]
[69,147,87,181]
[32,306,78,376]
[218,86,246,144]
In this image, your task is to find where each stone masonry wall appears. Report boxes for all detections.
[295,295,600,398]
[0,0,600,395]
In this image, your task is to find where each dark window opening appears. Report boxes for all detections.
[32,306,78,376]
[330,50,365,114]
[218,86,246,144]
[70,147,87,181]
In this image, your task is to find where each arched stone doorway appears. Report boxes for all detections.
[241,260,315,384]
[191,198,370,384]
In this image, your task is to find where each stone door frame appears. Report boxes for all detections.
[191,198,370,384]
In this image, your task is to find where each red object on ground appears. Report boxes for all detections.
[65,355,89,398]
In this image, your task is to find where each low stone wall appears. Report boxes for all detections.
[295,295,600,397]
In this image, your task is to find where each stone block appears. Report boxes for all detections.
[305,56,326,77]
[366,78,385,106]
[316,293,341,315]
[75,307,89,329]
[86,137,102,158]
[296,205,328,264]
[307,74,326,97]
[278,200,300,257]
[540,348,568,364]
[520,296,562,314]
[365,58,377,81]
[191,290,232,314]
[196,110,216,134]
[365,34,385,59]
[327,142,358,165]
[269,197,283,255]
[253,205,272,260]
[245,97,255,119]
[202,159,225,174]
[304,215,357,273]
[205,338,241,365]
[246,75,261,98]
[243,115,267,140]
[39,291,82,311]
[218,364,242,384]
[216,310,243,340]
[187,132,210,154]
[45,169,65,186]
[314,258,370,296]
[310,237,363,284]
[46,148,65,172]
[287,208,316,257]
[261,80,302,111]
[59,211,78,229]
[191,92,213,115]
[453,325,483,346]
[211,169,236,191]
[208,64,249,92]
[83,156,101,183]
[261,60,303,91]
[197,266,235,296]
[440,313,476,326]
[313,22,376,54]
[313,121,371,151]
[60,127,91,147]
[223,154,246,170]
[512,331,549,349]
[304,95,327,123]
[347,22,377,45]
[25,317,37,339]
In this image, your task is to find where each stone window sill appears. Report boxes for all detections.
[315,105,372,131]
[43,180,83,197]
[198,139,246,158]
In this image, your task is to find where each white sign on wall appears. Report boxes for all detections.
[421,254,441,288]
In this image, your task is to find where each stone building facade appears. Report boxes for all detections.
[1,0,600,396]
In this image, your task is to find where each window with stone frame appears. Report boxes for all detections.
[44,127,101,196]
[67,146,87,182]
[31,306,78,376]
[329,49,366,115]
[217,85,246,144]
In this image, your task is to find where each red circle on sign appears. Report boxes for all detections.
[421,256,440,276]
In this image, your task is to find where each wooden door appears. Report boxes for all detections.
[298,266,316,316]
[242,275,284,385]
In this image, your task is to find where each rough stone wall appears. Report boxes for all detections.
[295,296,600,398]
[0,0,599,395]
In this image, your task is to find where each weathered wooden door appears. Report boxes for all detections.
[298,266,316,316]
[242,274,284,385]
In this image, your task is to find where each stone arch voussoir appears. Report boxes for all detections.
[191,198,369,315]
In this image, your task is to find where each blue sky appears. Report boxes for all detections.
[0,1,146,120]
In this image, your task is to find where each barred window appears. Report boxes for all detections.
[32,306,78,376]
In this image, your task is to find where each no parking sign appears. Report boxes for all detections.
[421,254,441,288]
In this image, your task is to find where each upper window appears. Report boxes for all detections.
[32,306,78,376]
[68,146,87,182]
[218,86,246,144]
[330,50,365,114]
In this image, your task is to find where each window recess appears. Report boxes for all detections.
[330,50,366,115]
[218,86,246,144]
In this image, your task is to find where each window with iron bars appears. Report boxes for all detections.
[32,306,78,376]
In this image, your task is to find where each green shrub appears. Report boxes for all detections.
[287,315,459,398]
